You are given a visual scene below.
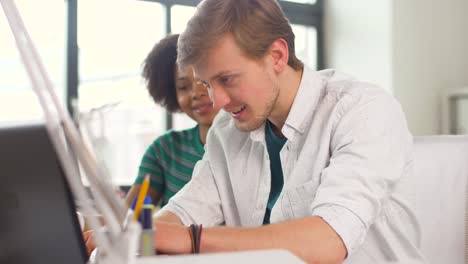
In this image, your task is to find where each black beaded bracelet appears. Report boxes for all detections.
[188,224,195,253]
[189,224,203,254]
[196,224,203,253]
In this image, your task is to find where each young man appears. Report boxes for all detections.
[154,0,424,263]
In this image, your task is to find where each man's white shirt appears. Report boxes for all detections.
[161,66,424,263]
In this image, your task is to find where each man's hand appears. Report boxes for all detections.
[80,211,186,257]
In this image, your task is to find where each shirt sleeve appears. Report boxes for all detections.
[312,204,366,256]
[160,157,224,226]
[310,90,413,257]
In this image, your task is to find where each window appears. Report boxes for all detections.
[170,5,198,130]
[77,0,166,185]
[292,24,318,70]
[171,5,196,34]
[0,1,65,123]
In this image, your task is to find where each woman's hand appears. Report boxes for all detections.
[82,230,96,256]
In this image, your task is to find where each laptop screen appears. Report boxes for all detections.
[0,122,88,264]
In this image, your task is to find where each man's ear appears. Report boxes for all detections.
[269,38,289,74]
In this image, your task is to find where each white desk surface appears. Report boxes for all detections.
[136,249,305,264]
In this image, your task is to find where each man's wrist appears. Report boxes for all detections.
[188,224,203,254]
[154,221,193,254]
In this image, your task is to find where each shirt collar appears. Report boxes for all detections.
[281,66,324,139]
[250,66,324,143]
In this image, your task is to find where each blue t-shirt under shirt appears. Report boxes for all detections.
[263,120,287,224]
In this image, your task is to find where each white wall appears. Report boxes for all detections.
[324,0,468,135]
[392,0,468,135]
[324,0,393,91]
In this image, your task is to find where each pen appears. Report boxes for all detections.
[140,204,154,229]
[133,174,150,221]
[131,195,152,210]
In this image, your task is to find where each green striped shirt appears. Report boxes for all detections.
[134,125,204,207]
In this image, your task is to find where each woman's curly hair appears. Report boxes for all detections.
[142,34,180,112]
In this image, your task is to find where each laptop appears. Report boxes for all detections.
[0,122,88,264]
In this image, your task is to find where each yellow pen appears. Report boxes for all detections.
[133,174,150,221]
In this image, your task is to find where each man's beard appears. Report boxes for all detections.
[235,82,279,132]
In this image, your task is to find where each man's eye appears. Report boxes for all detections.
[177,86,188,91]
[220,76,233,85]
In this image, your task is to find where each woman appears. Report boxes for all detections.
[125,34,220,208]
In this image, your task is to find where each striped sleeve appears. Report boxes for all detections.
[134,137,165,192]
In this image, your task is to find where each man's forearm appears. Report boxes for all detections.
[201,216,346,263]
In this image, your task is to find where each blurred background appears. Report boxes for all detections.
[1,0,467,187]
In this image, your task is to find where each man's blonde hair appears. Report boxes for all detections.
[177,0,303,71]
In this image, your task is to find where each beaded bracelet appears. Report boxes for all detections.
[188,224,203,254]
[188,225,195,253]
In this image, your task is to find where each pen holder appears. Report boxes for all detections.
[138,204,156,256]
[139,228,155,256]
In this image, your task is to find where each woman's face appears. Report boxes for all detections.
[174,66,220,127]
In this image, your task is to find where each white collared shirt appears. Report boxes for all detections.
[162,67,424,263]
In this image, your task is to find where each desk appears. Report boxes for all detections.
[136,249,305,264]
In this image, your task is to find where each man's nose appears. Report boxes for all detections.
[208,85,230,109]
